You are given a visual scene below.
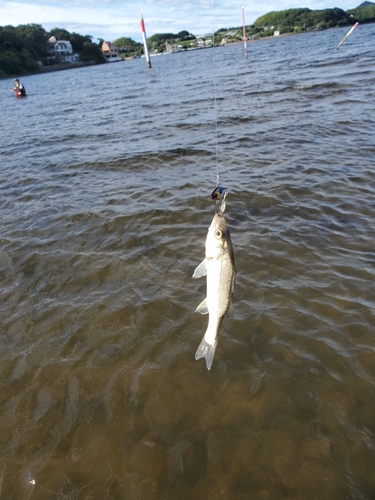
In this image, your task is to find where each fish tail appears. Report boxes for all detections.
[195,335,218,370]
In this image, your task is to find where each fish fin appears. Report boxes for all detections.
[195,335,218,370]
[195,298,209,315]
[192,259,207,279]
[226,301,234,319]
[231,271,236,294]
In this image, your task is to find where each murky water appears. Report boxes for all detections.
[1,24,375,499]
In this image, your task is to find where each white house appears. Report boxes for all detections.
[48,36,80,63]
[53,41,73,54]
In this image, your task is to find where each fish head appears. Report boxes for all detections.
[205,213,231,259]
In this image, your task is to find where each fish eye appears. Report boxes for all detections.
[215,229,223,239]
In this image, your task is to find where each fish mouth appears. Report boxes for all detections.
[209,213,227,236]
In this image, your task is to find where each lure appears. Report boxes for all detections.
[210,186,228,214]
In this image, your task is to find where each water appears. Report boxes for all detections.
[1,24,375,499]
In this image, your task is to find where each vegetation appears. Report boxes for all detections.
[347,3,375,22]
[112,37,143,57]
[147,31,196,53]
[146,6,363,52]
[254,7,354,34]
[48,28,103,63]
[215,7,357,41]
[1,4,375,77]
[0,24,48,77]
[0,23,104,77]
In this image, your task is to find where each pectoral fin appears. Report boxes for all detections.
[231,271,236,294]
[195,298,209,315]
[192,259,207,279]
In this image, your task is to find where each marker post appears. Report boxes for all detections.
[140,15,151,68]
[242,7,247,57]
[336,22,359,49]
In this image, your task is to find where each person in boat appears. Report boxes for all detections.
[12,78,26,96]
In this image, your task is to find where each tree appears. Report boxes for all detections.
[79,41,104,63]
[113,36,143,56]
[253,7,354,34]
[347,4,375,22]
[0,50,23,76]
[0,24,45,75]
[147,33,175,52]
[49,28,70,41]
[70,33,93,52]
[15,24,49,56]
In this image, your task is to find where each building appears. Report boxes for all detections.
[48,36,80,63]
[101,41,122,61]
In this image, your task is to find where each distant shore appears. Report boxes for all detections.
[0,24,362,81]
[38,61,97,73]
[1,60,100,81]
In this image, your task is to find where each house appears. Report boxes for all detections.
[101,41,122,61]
[48,36,80,63]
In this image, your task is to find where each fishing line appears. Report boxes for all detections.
[21,478,36,500]
[210,0,229,215]
[23,478,60,500]
[211,0,220,187]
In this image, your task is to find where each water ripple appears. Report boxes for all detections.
[1,23,375,499]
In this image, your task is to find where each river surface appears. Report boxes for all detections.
[1,24,375,499]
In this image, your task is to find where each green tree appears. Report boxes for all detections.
[0,25,24,52]
[113,36,143,56]
[0,50,23,76]
[49,28,70,41]
[15,24,49,57]
[254,7,354,34]
[347,4,375,22]
[148,33,175,52]
[0,24,43,75]
[79,41,104,63]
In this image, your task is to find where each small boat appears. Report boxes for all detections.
[105,55,123,63]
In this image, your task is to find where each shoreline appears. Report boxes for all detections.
[1,60,102,81]
[1,24,365,81]
[37,60,97,73]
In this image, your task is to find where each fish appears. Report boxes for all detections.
[192,212,235,370]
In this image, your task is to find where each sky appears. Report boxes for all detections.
[1,0,358,43]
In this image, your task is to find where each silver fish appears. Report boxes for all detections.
[192,212,235,369]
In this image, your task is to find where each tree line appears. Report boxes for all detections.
[253,7,354,34]
[1,5,375,77]
[0,24,104,78]
[216,6,371,40]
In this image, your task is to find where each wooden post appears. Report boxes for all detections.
[140,15,151,68]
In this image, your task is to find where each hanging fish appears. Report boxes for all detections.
[192,212,235,370]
